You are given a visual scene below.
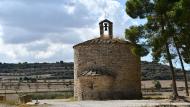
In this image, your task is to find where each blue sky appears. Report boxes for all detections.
[0,0,189,70]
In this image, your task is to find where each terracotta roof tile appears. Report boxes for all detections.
[73,37,132,48]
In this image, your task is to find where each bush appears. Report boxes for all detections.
[152,80,161,90]
[30,92,73,100]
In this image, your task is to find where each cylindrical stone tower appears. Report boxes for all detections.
[73,19,141,100]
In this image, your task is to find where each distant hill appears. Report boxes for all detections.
[0,61,189,80]
[141,61,190,80]
[0,62,74,80]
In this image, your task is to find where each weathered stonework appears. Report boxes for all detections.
[73,19,141,100]
[78,75,114,100]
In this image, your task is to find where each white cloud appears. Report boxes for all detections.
[0,0,143,63]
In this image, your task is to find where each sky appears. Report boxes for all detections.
[0,0,189,69]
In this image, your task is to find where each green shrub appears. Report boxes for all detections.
[152,80,161,90]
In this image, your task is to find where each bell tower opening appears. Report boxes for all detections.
[103,22,109,35]
[99,19,113,39]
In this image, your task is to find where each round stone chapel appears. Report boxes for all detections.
[73,19,141,100]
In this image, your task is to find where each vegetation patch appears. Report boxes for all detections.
[29,92,73,100]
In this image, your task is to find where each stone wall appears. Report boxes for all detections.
[78,75,114,100]
[74,42,141,100]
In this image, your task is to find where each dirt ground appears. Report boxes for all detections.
[142,80,190,97]
[0,80,186,94]
[142,80,188,88]
[1,80,190,107]
[24,80,190,107]
[27,99,190,107]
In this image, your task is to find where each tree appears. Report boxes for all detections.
[19,77,23,82]
[165,0,190,96]
[23,62,28,64]
[60,61,64,64]
[125,26,149,57]
[173,37,189,96]
[125,0,180,99]
[172,0,190,64]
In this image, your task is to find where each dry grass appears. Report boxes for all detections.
[143,95,169,100]
[17,104,31,107]
[65,96,77,102]
[0,100,18,106]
